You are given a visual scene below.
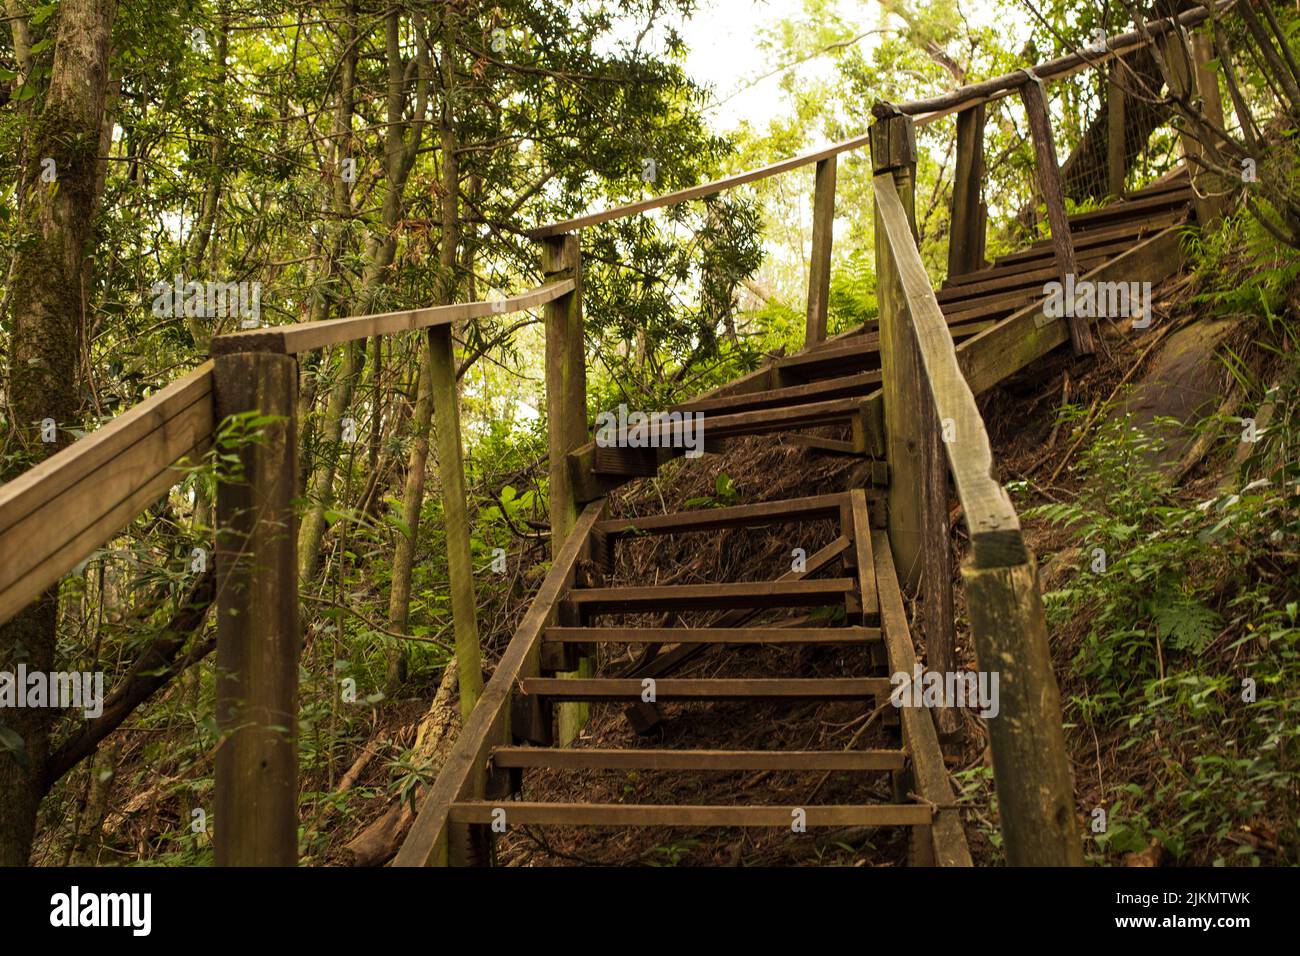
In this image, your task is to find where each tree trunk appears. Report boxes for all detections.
[0,0,117,866]
[385,13,458,688]
[298,7,429,582]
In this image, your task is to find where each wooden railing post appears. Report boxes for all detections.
[948,104,986,278]
[870,112,958,735]
[1019,73,1095,357]
[1107,62,1127,200]
[1161,28,1225,226]
[429,325,484,721]
[212,350,300,866]
[539,233,590,745]
[961,557,1085,866]
[805,155,837,344]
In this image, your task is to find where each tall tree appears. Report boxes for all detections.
[0,0,118,865]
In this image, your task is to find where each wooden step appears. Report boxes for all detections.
[565,578,857,613]
[675,371,881,415]
[490,747,907,771]
[595,492,847,539]
[589,398,871,475]
[545,625,880,644]
[1068,189,1193,230]
[448,801,931,827]
[774,338,880,380]
[965,211,1185,274]
[936,245,1146,302]
[518,677,893,701]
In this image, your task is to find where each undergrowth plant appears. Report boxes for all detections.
[1023,217,1300,865]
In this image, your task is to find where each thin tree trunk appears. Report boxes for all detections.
[0,0,117,867]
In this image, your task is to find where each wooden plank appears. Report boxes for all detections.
[448,801,932,827]
[1066,189,1193,229]
[874,172,1028,569]
[0,363,213,534]
[866,523,973,867]
[805,155,837,344]
[596,492,847,538]
[871,113,938,588]
[951,213,1182,276]
[0,365,215,626]
[393,500,606,867]
[676,371,880,415]
[529,136,874,240]
[1019,75,1093,357]
[937,251,1132,302]
[213,352,299,866]
[775,336,879,369]
[209,279,574,355]
[490,748,907,771]
[962,558,1084,865]
[545,626,879,644]
[948,104,986,278]
[848,491,879,619]
[0,424,213,627]
[588,398,871,475]
[520,678,893,701]
[1107,61,1127,199]
[566,578,856,613]
[956,224,1186,398]
[431,324,483,720]
[541,234,590,745]
[787,436,857,455]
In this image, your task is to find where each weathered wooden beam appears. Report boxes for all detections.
[1107,62,1127,199]
[859,506,972,867]
[871,109,959,665]
[874,173,1028,569]
[540,233,591,744]
[948,104,986,278]
[209,279,574,356]
[955,224,1186,398]
[519,677,894,701]
[805,155,837,344]
[212,352,300,867]
[596,492,847,538]
[448,801,932,827]
[490,747,905,771]
[961,558,1084,866]
[1159,29,1224,226]
[430,324,483,720]
[1019,74,1094,357]
[0,364,214,626]
[393,501,606,867]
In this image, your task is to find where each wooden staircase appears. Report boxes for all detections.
[395,173,1196,868]
[438,489,970,865]
[581,173,1194,486]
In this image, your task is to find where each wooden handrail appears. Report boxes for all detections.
[394,499,606,866]
[210,278,574,355]
[872,172,1026,569]
[528,136,871,240]
[0,363,215,626]
[897,0,1233,126]
[528,3,1233,238]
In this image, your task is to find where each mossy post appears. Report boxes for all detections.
[962,557,1084,866]
[948,104,986,278]
[805,155,837,344]
[213,350,301,866]
[540,233,590,744]
[870,111,957,734]
[429,324,484,721]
